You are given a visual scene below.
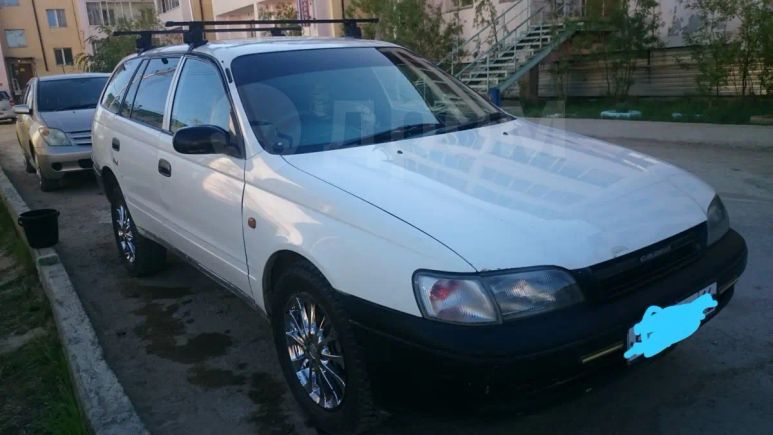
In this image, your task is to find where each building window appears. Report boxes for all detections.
[0,0,20,7]
[47,9,68,28]
[4,29,26,47]
[54,48,74,66]
[158,0,180,13]
[87,1,154,26]
[87,2,114,25]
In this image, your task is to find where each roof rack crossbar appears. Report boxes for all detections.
[165,18,379,38]
[113,17,379,52]
[113,29,185,52]
[113,26,304,52]
[165,18,379,26]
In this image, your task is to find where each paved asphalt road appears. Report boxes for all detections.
[0,122,770,435]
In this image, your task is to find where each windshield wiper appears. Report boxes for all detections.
[436,112,513,135]
[335,122,443,149]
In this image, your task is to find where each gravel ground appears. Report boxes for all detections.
[0,122,770,435]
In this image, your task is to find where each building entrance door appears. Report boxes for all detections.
[9,61,34,99]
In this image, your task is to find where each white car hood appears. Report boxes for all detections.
[283,119,712,271]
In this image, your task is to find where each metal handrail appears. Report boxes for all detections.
[456,4,549,79]
[438,0,525,73]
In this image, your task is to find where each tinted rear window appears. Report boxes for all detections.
[38,77,109,112]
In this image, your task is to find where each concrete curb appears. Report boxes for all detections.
[520,117,773,148]
[0,168,147,435]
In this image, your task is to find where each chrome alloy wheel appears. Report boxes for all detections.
[284,294,347,410]
[115,204,136,264]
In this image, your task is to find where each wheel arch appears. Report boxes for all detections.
[101,166,120,202]
[262,249,322,318]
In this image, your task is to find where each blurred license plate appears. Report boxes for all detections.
[625,283,717,362]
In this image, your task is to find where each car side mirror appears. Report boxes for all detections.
[173,125,238,156]
[13,104,31,115]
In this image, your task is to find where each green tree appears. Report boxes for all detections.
[685,0,773,97]
[596,0,662,100]
[348,0,462,62]
[76,9,161,73]
[731,0,772,96]
[258,3,302,36]
[760,1,773,94]
[474,0,499,47]
[683,0,738,97]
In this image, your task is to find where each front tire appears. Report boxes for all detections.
[38,173,60,192]
[270,263,382,434]
[109,186,166,276]
[24,154,35,174]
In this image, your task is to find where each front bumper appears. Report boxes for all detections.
[341,229,747,404]
[35,146,93,179]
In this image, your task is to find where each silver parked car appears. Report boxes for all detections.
[14,73,109,191]
[0,91,15,123]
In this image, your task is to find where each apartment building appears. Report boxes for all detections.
[77,1,156,50]
[0,0,86,97]
[0,0,214,98]
[155,0,213,24]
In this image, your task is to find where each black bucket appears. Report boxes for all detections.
[18,209,60,249]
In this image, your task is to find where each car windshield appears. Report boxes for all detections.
[231,47,510,155]
[0,91,9,100]
[37,77,108,112]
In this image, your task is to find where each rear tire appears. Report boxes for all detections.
[270,262,382,434]
[109,185,166,276]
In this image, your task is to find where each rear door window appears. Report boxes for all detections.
[102,57,141,113]
[129,57,179,129]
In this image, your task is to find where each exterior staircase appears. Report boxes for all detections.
[440,1,582,101]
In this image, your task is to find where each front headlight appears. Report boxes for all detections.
[37,126,72,147]
[413,273,498,324]
[413,268,584,324]
[706,195,729,245]
[483,269,583,319]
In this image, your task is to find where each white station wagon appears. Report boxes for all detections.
[92,28,747,434]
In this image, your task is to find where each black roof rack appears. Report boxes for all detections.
[113,18,379,53]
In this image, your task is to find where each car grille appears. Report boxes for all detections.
[68,130,92,147]
[573,223,707,301]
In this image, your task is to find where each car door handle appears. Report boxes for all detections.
[112,138,120,151]
[158,159,172,177]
